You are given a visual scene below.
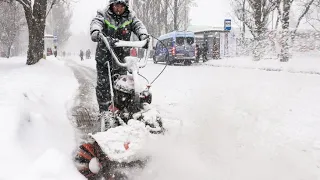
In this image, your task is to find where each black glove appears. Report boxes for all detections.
[106,36,119,47]
[139,34,149,49]
[91,30,101,42]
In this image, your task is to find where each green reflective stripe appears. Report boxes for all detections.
[105,20,117,30]
[119,20,132,28]
[105,19,132,30]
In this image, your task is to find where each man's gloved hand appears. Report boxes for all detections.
[139,34,148,41]
[139,34,149,49]
[91,30,101,42]
[106,36,119,47]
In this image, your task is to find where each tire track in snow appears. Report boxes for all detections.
[66,60,100,143]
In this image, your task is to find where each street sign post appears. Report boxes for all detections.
[224,19,231,57]
[224,19,232,31]
[53,35,58,46]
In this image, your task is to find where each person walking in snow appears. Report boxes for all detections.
[53,46,58,57]
[195,44,200,63]
[202,43,208,62]
[86,49,91,59]
[80,50,84,61]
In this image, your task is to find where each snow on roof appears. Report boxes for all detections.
[187,25,225,33]
[158,31,195,40]
[188,25,254,39]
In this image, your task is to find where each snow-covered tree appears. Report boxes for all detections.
[132,0,164,36]
[0,0,68,65]
[46,1,72,47]
[305,0,320,31]
[233,0,279,60]
[9,0,49,65]
[132,0,195,36]
[0,1,26,58]
[279,0,293,62]
[172,0,195,31]
[279,0,318,62]
[173,0,179,30]
[233,0,319,61]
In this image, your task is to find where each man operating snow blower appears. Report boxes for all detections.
[90,0,148,117]
[73,0,165,179]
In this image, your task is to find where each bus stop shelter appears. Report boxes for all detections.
[192,28,235,59]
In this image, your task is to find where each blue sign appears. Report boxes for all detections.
[224,19,231,31]
[53,35,58,43]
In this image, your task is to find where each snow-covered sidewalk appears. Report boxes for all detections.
[0,57,84,180]
[205,52,320,75]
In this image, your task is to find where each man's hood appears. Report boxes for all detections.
[106,3,130,18]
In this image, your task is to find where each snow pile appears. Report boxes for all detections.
[0,57,84,180]
[91,104,163,163]
[91,120,150,163]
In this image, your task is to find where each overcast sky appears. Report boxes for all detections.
[70,0,232,34]
[189,0,231,26]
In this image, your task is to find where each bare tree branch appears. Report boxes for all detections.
[292,0,316,36]
[46,0,57,18]
[306,18,320,31]
[15,0,31,9]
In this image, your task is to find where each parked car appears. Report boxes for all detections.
[153,31,196,66]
